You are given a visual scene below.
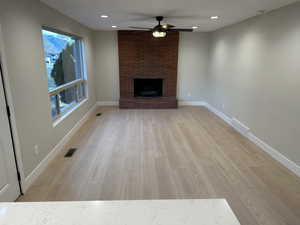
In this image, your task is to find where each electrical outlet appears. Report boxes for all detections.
[34,145,39,155]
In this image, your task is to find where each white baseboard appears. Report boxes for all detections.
[204,103,300,177]
[204,103,233,126]
[179,101,206,106]
[23,104,97,192]
[247,133,300,177]
[97,101,119,106]
[231,118,251,136]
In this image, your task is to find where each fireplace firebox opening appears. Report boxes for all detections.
[134,78,163,98]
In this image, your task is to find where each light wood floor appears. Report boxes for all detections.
[19,106,300,225]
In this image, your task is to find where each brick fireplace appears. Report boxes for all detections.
[118,31,179,109]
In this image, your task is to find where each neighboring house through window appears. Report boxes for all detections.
[41,28,87,121]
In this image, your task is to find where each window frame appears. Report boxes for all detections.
[41,27,88,122]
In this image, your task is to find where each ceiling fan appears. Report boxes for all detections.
[129,16,193,38]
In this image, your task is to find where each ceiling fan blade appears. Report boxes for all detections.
[128,26,151,30]
[162,24,175,29]
[170,28,194,32]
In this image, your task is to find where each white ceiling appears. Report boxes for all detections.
[41,0,298,31]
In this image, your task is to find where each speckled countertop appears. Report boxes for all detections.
[0,199,240,225]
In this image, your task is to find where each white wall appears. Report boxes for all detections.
[178,32,210,102]
[93,31,119,103]
[92,31,210,103]
[0,0,96,177]
[207,2,300,165]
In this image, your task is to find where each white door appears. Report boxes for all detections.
[0,63,20,201]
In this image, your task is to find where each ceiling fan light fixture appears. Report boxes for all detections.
[210,16,219,20]
[152,30,166,38]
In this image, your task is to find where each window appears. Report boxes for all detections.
[42,29,87,120]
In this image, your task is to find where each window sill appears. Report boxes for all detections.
[53,98,88,128]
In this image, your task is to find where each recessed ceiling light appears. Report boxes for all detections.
[210,16,219,20]
[101,14,109,18]
[192,26,198,29]
[112,25,117,28]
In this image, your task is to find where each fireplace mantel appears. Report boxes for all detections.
[118,31,179,109]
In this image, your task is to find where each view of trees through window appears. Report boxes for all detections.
[42,29,86,119]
